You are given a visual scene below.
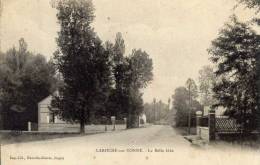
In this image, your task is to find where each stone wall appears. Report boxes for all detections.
[196,110,216,142]
[38,123,127,133]
[197,127,209,142]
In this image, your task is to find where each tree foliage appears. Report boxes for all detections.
[144,100,170,124]
[104,33,153,128]
[237,0,260,10]
[128,49,153,89]
[0,38,56,130]
[105,33,128,119]
[208,16,260,131]
[50,0,153,131]
[125,49,153,128]
[172,87,202,127]
[185,78,198,99]
[198,65,216,106]
[237,0,260,133]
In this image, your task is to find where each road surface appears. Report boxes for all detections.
[2,125,260,165]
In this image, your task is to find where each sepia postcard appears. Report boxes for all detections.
[1,0,260,165]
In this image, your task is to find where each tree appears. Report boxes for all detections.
[185,78,198,100]
[172,87,202,127]
[198,65,216,106]
[0,38,56,130]
[113,32,125,65]
[208,16,260,131]
[126,49,153,128]
[143,100,169,123]
[52,0,112,133]
[143,103,153,123]
[237,0,260,134]
[185,79,198,133]
[105,33,128,119]
[128,49,153,88]
[238,0,260,9]
[104,35,153,128]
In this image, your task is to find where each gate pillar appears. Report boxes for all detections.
[196,111,202,135]
[209,109,216,141]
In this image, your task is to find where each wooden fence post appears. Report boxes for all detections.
[209,109,216,141]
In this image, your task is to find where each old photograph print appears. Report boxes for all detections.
[1,0,260,164]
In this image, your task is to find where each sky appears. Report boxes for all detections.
[0,0,256,103]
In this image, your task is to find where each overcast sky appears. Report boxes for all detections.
[0,0,256,103]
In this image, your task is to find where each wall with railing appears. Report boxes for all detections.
[195,110,245,142]
[38,123,126,133]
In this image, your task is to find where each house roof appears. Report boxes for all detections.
[38,95,52,105]
[38,90,59,105]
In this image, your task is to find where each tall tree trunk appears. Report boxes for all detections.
[126,113,139,128]
[126,114,132,129]
[80,109,85,134]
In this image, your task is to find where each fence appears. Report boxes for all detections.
[196,110,243,142]
[215,116,241,133]
[36,120,126,133]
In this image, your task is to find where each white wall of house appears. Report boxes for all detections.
[38,95,65,124]
[38,95,73,132]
